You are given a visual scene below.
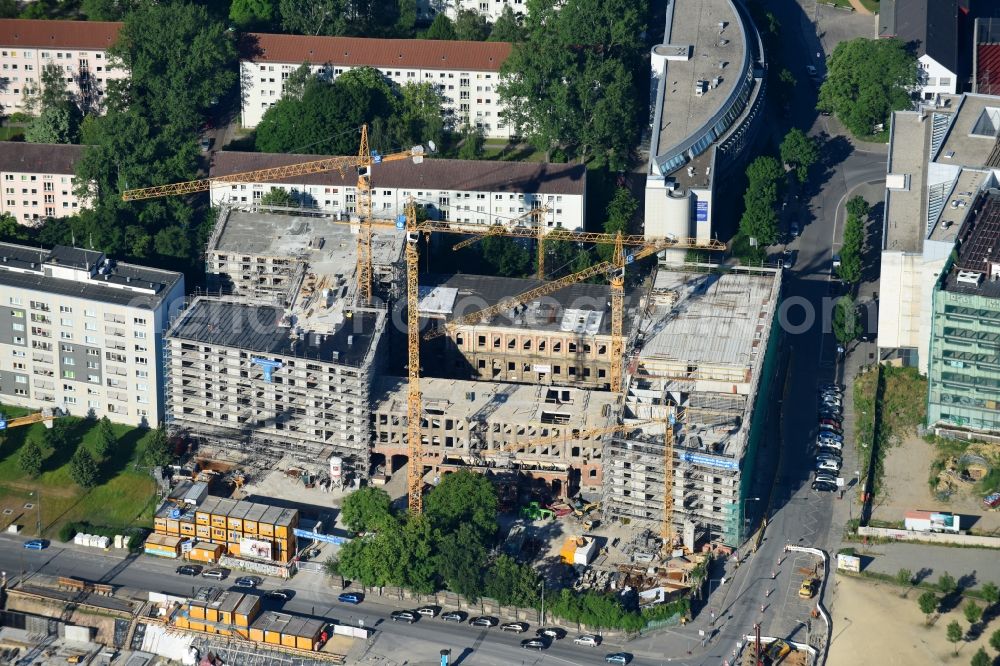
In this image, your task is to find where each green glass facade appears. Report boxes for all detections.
[927,280,1000,433]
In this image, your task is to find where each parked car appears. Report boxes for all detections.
[441,611,465,622]
[812,480,837,492]
[501,622,528,633]
[234,576,260,589]
[416,606,439,618]
[199,137,213,151]
[337,592,362,605]
[819,419,842,428]
[816,459,841,473]
[819,423,843,436]
[537,627,565,639]
[605,653,631,665]
[176,565,203,576]
[266,589,291,601]
[819,383,843,393]
[202,568,229,580]
[521,638,548,650]
[23,539,47,550]
[816,453,842,465]
[815,474,839,486]
[391,611,417,624]
[818,432,844,442]
[574,634,601,647]
[817,441,843,453]
[790,222,800,238]
[470,616,499,628]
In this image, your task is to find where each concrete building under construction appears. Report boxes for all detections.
[604,265,783,547]
[371,377,619,496]
[420,274,639,390]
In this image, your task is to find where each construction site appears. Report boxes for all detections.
[122,124,781,606]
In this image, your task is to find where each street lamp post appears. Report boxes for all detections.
[538,581,545,625]
[29,491,41,537]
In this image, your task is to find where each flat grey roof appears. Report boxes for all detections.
[212,209,404,275]
[372,376,618,427]
[884,111,931,253]
[168,297,382,367]
[638,268,779,370]
[937,94,1000,166]
[0,242,182,308]
[655,0,746,158]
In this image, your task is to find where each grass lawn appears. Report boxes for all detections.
[481,141,548,162]
[0,406,159,538]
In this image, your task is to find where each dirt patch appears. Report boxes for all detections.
[874,434,1000,535]
[829,575,997,665]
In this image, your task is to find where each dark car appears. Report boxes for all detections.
[521,638,548,650]
[441,611,465,622]
[266,589,291,601]
[176,565,203,576]
[819,424,843,436]
[819,419,841,428]
[391,611,417,624]
[812,480,837,492]
[234,576,261,588]
[338,593,362,605]
[470,616,499,628]
[537,627,565,639]
[819,383,843,393]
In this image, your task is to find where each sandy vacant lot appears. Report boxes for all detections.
[828,575,998,666]
[873,435,1000,534]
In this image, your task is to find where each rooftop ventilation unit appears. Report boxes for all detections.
[957,270,984,285]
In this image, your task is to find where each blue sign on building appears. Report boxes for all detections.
[680,451,738,471]
[695,201,709,222]
[294,528,349,545]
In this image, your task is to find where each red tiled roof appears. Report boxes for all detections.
[0,142,86,175]
[241,33,510,72]
[210,152,586,196]
[0,19,122,50]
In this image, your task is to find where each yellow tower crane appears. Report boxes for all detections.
[0,408,65,432]
[121,124,428,305]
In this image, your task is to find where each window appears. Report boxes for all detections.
[59,305,72,313]
[87,361,98,369]
[135,369,148,378]
[15,375,26,384]
[84,335,97,345]
[85,321,97,331]
[62,357,75,365]
[84,309,96,318]
[60,331,72,340]
[134,330,146,339]
[60,318,73,327]
[135,356,148,365]
[62,371,75,380]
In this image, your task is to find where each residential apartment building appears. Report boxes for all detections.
[0,19,125,114]
[239,33,512,137]
[422,0,529,22]
[879,0,960,99]
[209,152,587,232]
[926,188,1000,437]
[0,243,184,427]
[0,143,89,225]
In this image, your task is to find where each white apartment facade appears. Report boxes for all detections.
[240,33,512,138]
[0,19,125,115]
[0,143,90,225]
[0,244,184,427]
[209,152,587,231]
[422,0,529,22]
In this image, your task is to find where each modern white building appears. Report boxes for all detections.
[0,143,90,225]
[209,152,587,231]
[879,0,960,100]
[0,243,184,427]
[878,93,1000,372]
[0,19,125,115]
[239,33,512,138]
[643,0,766,252]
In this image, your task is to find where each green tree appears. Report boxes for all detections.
[340,486,393,533]
[435,523,485,600]
[82,0,135,21]
[598,186,637,261]
[833,295,861,346]
[43,420,71,452]
[279,0,348,36]
[0,0,17,19]
[479,235,532,277]
[70,448,100,489]
[970,647,990,666]
[93,416,117,459]
[837,203,865,284]
[394,0,417,36]
[124,225,152,259]
[423,13,457,40]
[17,439,44,478]
[990,628,1000,652]
[140,428,173,468]
[497,0,648,170]
[939,572,957,596]
[780,128,819,184]
[895,568,913,591]
[847,195,871,220]
[453,9,490,41]
[0,213,30,243]
[739,156,783,247]
[25,103,83,144]
[154,226,191,259]
[392,82,444,149]
[980,582,999,607]
[964,599,982,627]
[489,5,524,42]
[260,188,296,206]
[22,63,74,115]
[424,469,497,543]
[229,0,277,29]
[918,591,938,624]
[399,514,437,594]
[484,555,539,606]
[456,125,485,160]
[817,38,918,138]
[336,518,406,587]
[946,620,963,655]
